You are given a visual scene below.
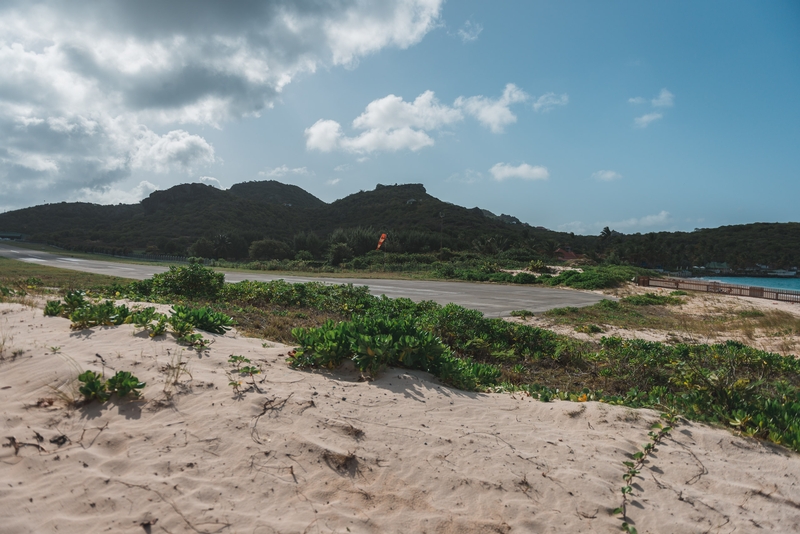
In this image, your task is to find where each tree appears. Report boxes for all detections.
[249,239,293,261]
[328,242,353,265]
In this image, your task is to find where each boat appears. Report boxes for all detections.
[767,269,797,278]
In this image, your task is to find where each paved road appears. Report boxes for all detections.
[0,243,611,317]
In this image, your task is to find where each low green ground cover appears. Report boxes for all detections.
[92,264,800,452]
[5,262,798,452]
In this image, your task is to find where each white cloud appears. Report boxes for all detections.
[75,180,159,205]
[532,93,569,113]
[306,83,551,154]
[198,176,222,188]
[457,20,483,43]
[455,83,528,133]
[634,112,663,128]
[334,164,350,172]
[326,178,341,185]
[605,210,671,230]
[352,91,463,131]
[489,162,549,181]
[130,129,216,173]
[305,120,345,152]
[0,0,444,209]
[629,89,673,126]
[652,88,674,107]
[342,127,434,153]
[592,170,622,181]
[259,165,313,178]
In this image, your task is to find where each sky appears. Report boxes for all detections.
[0,1,798,235]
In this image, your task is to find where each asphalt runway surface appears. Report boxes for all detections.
[0,243,611,317]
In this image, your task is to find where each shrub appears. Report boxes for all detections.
[527,260,550,273]
[328,242,354,265]
[150,263,225,300]
[44,300,64,317]
[249,238,293,261]
[512,272,538,284]
[290,316,453,379]
[69,301,130,329]
[170,305,234,334]
[543,265,648,290]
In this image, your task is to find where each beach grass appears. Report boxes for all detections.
[543,293,800,342]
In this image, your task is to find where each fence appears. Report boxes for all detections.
[637,277,800,304]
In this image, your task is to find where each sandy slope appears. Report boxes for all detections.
[1,302,799,533]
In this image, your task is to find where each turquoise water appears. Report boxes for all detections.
[700,276,800,291]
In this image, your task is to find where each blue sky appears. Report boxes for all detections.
[1,1,798,235]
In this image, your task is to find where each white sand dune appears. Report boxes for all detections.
[1,302,799,533]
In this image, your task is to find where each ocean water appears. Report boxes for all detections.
[700,276,800,292]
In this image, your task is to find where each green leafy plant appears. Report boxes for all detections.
[527,260,550,273]
[239,365,262,393]
[575,324,603,334]
[44,300,64,317]
[228,354,251,370]
[225,355,261,394]
[178,333,213,350]
[78,370,109,403]
[63,290,88,314]
[106,371,145,398]
[150,263,225,300]
[126,307,168,337]
[510,310,534,318]
[168,316,195,337]
[170,305,233,334]
[613,412,678,533]
[69,301,130,330]
[149,315,168,337]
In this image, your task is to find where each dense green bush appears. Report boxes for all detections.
[328,242,354,265]
[169,305,234,334]
[595,338,800,451]
[541,265,647,290]
[149,263,225,300]
[289,316,499,388]
[249,238,293,261]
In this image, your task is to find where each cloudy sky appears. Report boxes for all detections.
[1,1,798,235]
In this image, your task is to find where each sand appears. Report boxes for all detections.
[1,301,800,533]
[513,284,800,356]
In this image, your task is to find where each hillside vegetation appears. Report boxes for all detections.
[0,180,798,270]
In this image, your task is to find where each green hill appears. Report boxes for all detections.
[228,180,325,209]
[0,181,798,269]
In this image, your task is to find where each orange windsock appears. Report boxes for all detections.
[376,233,387,250]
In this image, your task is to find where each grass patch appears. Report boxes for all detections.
[0,257,135,292]
[544,299,665,330]
[620,292,683,306]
